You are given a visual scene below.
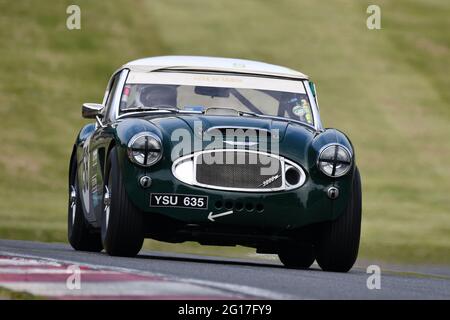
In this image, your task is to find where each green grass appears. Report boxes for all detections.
[0,0,449,264]
[0,286,41,300]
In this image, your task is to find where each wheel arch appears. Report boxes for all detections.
[103,140,117,184]
[68,144,77,186]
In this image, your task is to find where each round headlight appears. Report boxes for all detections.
[127,132,162,166]
[318,144,352,177]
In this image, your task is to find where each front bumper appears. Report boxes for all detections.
[120,154,353,232]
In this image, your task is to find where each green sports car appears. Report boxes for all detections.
[68,56,361,272]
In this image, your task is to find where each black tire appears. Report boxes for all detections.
[315,167,362,272]
[101,147,144,257]
[68,157,103,252]
[278,245,315,269]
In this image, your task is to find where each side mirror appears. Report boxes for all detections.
[82,103,104,119]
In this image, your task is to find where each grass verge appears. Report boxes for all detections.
[0,0,448,265]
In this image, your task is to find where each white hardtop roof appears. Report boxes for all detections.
[123,55,309,80]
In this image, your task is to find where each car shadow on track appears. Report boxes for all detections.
[134,251,324,271]
[132,252,370,275]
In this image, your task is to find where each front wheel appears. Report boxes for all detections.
[101,147,144,257]
[315,167,362,272]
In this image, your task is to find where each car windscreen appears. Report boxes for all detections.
[120,72,314,125]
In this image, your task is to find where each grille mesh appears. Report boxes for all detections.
[196,151,282,189]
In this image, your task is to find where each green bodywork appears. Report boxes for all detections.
[73,114,355,237]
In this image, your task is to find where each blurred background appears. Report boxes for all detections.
[0,0,448,265]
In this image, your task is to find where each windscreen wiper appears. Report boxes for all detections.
[120,106,161,113]
[120,105,203,116]
[238,110,317,131]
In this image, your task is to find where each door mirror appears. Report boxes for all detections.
[82,103,104,119]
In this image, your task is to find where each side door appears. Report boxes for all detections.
[89,69,129,225]
[82,71,124,226]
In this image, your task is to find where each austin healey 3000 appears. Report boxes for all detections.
[68,56,361,272]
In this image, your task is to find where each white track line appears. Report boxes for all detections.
[0,281,227,297]
[0,257,61,267]
[0,268,120,274]
[0,250,296,299]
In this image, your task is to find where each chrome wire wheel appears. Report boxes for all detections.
[68,161,103,252]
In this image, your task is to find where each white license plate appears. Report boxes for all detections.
[150,193,208,209]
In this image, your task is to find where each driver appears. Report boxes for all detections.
[137,84,178,108]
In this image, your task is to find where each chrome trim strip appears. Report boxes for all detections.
[117,110,174,119]
[224,141,259,147]
[116,109,203,120]
[172,149,306,192]
[110,68,130,122]
[95,115,106,128]
[303,80,323,131]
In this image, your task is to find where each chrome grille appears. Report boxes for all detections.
[195,151,282,190]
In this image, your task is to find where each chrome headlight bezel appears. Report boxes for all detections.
[127,132,163,167]
[317,144,353,177]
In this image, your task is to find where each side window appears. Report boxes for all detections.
[105,75,119,109]
[103,73,121,122]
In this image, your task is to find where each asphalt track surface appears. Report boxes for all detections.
[0,239,449,299]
